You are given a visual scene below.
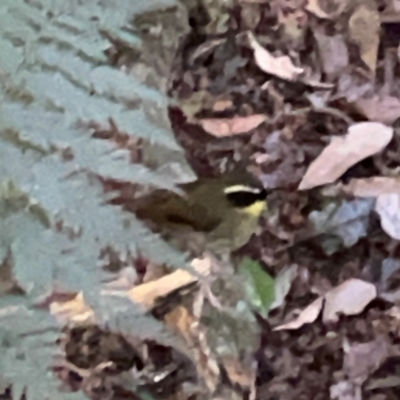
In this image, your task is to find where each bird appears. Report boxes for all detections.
[130,169,268,256]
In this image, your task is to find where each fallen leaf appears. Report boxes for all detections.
[342,177,400,197]
[309,198,374,252]
[212,99,233,112]
[375,193,400,240]
[248,32,304,81]
[274,279,377,330]
[269,264,298,311]
[337,69,374,102]
[349,4,381,72]
[380,258,400,289]
[354,95,400,125]
[50,292,95,324]
[180,90,210,119]
[380,288,400,303]
[198,114,266,137]
[343,336,390,383]
[306,0,346,19]
[50,256,214,355]
[330,380,359,400]
[273,297,324,331]
[299,122,393,190]
[306,0,330,18]
[222,355,256,390]
[129,255,212,308]
[313,30,348,76]
[278,8,307,45]
[367,375,400,390]
[323,278,377,323]
[164,305,220,393]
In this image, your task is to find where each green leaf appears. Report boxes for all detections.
[238,257,275,317]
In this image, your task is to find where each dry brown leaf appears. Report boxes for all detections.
[375,193,400,240]
[323,279,377,323]
[349,4,381,72]
[128,255,212,308]
[198,114,266,137]
[273,297,324,331]
[354,95,400,125]
[343,336,390,383]
[342,177,400,197]
[222,355,256,390]
[164,305,196,344]
[248,32,304,81]
[299,122,393,190]
[275,279,377,330]
[50,258,212,324]
[50,292,95,324]
[212,99,233,112]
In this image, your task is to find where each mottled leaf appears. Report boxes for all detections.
[248,32,304,81]
[299,122,393,190]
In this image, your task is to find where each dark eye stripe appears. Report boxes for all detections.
[225,189,267,208]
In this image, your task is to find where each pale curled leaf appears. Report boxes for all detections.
[342,177,400,197]
[274,297,323,331]
[323,279,376,323]
[299,122,393,190]
[354,95,400,125]
[248,32,304,81]
[274,279,376,330]
[198,114,266,137]
[375,193,400,240]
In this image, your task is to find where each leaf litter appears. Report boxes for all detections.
[8,0,400,399]
[164,0,400,397]
[299,122,393,190]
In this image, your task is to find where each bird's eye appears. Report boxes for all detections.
[225,189,267,208]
